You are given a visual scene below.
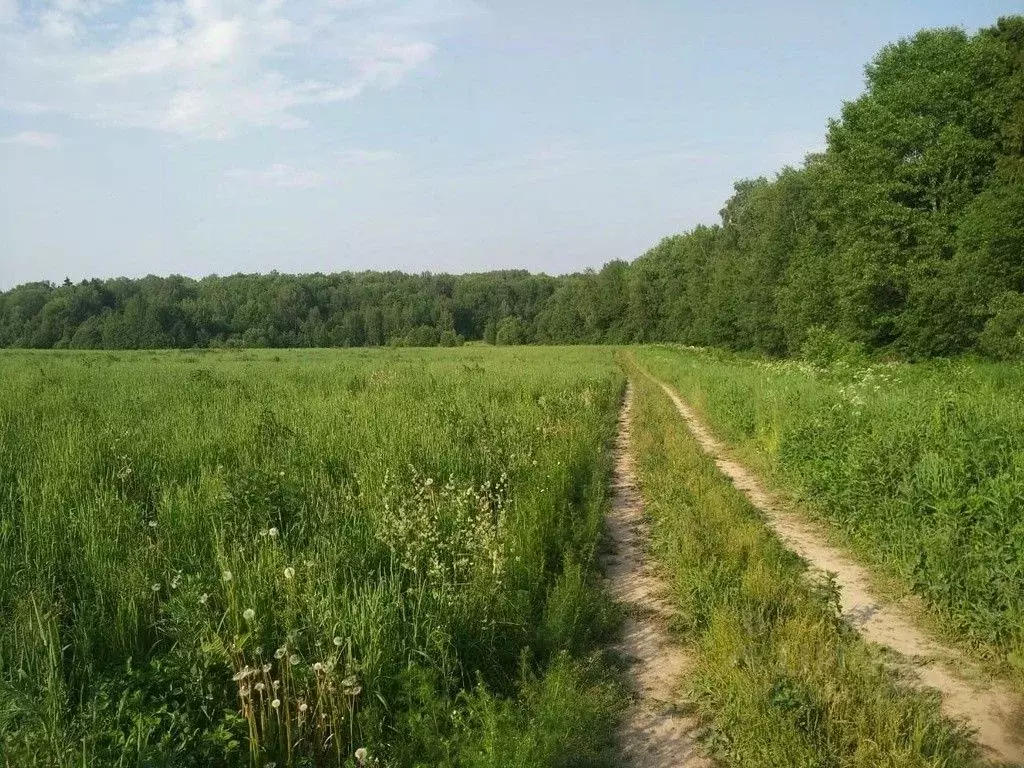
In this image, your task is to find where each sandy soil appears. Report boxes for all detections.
[602,384,715,768]
[649,374,1024,766]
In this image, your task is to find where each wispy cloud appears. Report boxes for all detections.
[0,130,62,148]
[225,163,325,188]
[0,1,461,139]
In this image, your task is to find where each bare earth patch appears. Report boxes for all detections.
[649,374,1024,766]
[603,384,715,768]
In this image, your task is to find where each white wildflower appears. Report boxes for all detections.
[243,608,256,622]
[283,566,295,580]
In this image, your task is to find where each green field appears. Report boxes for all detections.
[2,346,1022,767]
[0,348,624,766]
[635,346,1024,675]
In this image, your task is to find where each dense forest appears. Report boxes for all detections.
[2,17,1023,359]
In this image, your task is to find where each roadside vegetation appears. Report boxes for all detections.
[635,345,1024,680]
[625,366,977,767]
[0,347,624,767]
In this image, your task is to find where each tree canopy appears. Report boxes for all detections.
[3,17,1022,359]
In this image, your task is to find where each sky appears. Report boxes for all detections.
[1,0,1021,289]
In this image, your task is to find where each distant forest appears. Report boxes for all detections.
[3,17,1023,360]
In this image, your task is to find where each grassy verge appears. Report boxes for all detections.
[634,345,1024,680]
[0,347,623,767]
[626,368,977,767]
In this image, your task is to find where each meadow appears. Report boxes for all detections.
[0,347,624,767]
[3,344,1023,767]
[634,346,1024,676]
[624,366,976,768]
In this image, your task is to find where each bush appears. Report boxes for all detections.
[799,326,867,367]
[979,292,1024,360]
[495,317,525,346]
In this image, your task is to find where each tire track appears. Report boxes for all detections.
[644,370,1024,766]
[603,383,715,768]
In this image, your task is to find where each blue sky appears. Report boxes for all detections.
[1,0,1020,289]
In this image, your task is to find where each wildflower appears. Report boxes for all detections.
[148,520,158,528]
[283,566,295,580]
[262,663,272,673]
[312,662,324,673]
[255,682,266,692]
[333,636,344,647]
[289,654,300,666]
[222,570,233,582]
[298,702,309,713]
[150,583,160,592]
[355,747,368,763]
[273,679,280,690]
[198,593,209,605]
[274,646,287,659]
[268,527,279,538]
[271,698,281,709]
[243,608,256,622]
[341,674,362,696]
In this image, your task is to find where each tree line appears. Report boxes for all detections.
[2,17,1022,359]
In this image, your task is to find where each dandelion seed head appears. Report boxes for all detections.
[298,702,309,713]
[274,646,286,659]
[255,682,266,692]
[333,636,344,647]
[271,698,281,709]
[355,747,368,761]
[268,527,279,538]
[198,593,209,605]
[150,583,160,592]
[222,570,233,582]
[243,608,256,622]
[283,566,295,580]
[288,654,300,666]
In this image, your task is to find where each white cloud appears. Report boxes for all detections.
[225,163,325,188]
[0,130,62,148]
[0,1,460,139]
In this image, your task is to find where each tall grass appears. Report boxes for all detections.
[0,347,623,766]
[626,367,976,767]
[634,346,1024,678]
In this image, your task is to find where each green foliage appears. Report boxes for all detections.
[979,291,1024,359]
[628,369,975,767]
[0,347,625,766]
[2,16,1024,360]
[799,326,867,368]
[495,317,525,346]
[637,346,1024,673]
